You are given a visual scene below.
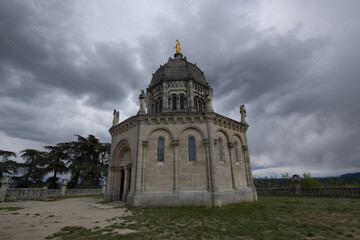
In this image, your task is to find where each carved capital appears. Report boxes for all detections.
[141,141,148,148]
[242,145,248,151]
[228,143,234,148]
[203,139,210,146]
[172,140,180,146]
[213,139,218,145]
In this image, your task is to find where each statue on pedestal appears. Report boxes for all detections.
[174,40,181,53]
[113,110,119,126]
[205,89,214,112]
[138,90,147,114]
[240,104,247,123]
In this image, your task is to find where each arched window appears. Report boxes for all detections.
[188,137,196,161]
[218,138,223,161]
[234,142,239,163]
[172,95,177,110]
[157,138,164,162]
[180,95,184,110]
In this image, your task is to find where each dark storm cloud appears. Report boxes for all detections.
[0,2,144,109]
[0,1,146,144]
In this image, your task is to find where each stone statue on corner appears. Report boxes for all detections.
[138,90,147,114]
[205,89,214,112]
[240,104,247,124]
[113,110,119,126]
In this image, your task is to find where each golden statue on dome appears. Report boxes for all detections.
[174,39,181,53]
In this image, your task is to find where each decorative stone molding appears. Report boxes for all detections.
[203,138,210,146]
[171,140,180,146]
[141,141,148,147]
[109,116,137,136]
[228,143,234,148]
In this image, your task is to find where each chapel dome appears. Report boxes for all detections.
[149,53,208,88]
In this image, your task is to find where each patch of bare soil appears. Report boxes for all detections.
[0,197,130,240]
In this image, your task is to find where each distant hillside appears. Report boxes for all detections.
[340,172,360,178]
[254,173,360,188]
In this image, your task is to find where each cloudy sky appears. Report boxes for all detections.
[1,0,359,177]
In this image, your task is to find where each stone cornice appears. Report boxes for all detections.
[109,111,248,137]
[213,113,249,132]
[109,116,137,136]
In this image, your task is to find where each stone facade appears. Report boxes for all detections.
[104,51,257,206]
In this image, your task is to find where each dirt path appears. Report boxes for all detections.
[0,197,131,240]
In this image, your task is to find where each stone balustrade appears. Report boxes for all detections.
[0,177,107,202]
[257,187,360,198]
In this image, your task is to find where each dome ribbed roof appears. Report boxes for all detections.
[150,54,207,87]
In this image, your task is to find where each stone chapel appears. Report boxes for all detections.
[104,43,257,206]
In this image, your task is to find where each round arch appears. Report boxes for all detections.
[112,139,132,167]
[232,133,245,146]
[146,126,175,141]
[177,125,206,140]
[215,128,231,143]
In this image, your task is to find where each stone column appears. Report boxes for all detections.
[115,168,122,201]
[188,80,195,111]
[172,140,180,191]
[162,81,168,111]
[228,143,236,189]
[0,176,10,202]
[133,118,144,196]
[293,174,301,195]
[206,114,217,191]
[242,145,251,187]
[41,187,48,200]
[102,181,107,194]
[203,139,212,190]
[243,129,254,187]
[141,141,148,192]
[122,167,129,202]
[61,179,68,196]
[1,176,10,189]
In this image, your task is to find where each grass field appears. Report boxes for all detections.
[46,196,360,240]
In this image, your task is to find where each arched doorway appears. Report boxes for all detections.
[109,141,132,202]
[118,148,132,202]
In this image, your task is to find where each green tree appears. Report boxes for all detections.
[66,135,109,188]
[42,145,69,189]
[0,150,20,179]
[282,172,293,188]
[301,173,321,188]
[18,149,47,187]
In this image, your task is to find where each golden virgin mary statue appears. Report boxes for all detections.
[174,40,181,53]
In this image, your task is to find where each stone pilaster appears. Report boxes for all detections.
[228,143,236,189]
[172,140,180,191]
[205,114,217,191]
[162,81,168,111]
[141,141,148,192]
[133,118,144,195]
[203,139,212,190]
[188,80,195,111]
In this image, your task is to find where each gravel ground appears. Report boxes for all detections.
[0,197,130,240]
